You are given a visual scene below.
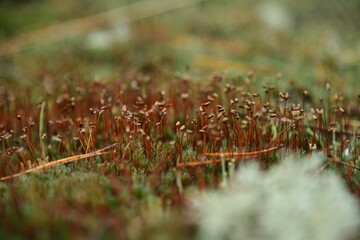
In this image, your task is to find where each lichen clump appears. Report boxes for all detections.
[193,155,360,240]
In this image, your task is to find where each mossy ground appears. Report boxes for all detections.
[0,0,359,239]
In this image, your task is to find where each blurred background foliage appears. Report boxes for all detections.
[0,0,359,96]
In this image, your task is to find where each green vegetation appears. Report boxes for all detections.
[0,0,359,239]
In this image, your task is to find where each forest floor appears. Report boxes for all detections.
[0,0,360,239]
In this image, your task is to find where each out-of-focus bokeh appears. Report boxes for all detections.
[0,0,359,94]
[1,2,360,239]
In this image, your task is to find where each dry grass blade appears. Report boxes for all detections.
[177,145,284,167]
[314,159,333,175]
[0,143,117,181]
[203,144,284,157]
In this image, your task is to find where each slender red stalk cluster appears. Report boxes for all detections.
[0,73,359,193]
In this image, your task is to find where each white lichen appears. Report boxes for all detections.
[192,154,360,240]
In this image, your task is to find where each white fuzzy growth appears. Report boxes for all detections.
[256,1,294,33]
[86,18,130,49]
[193,155,360,240]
